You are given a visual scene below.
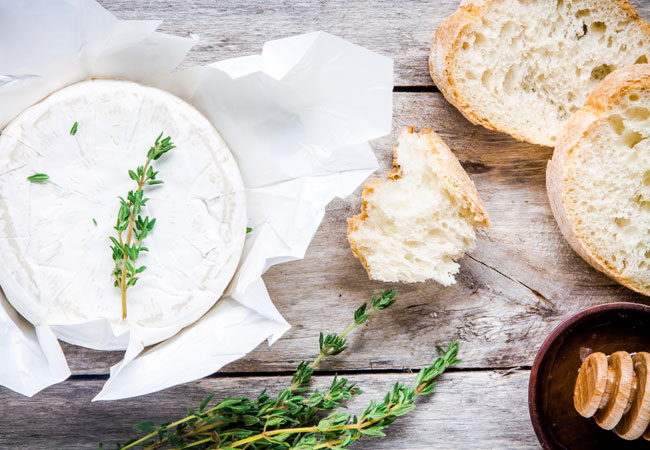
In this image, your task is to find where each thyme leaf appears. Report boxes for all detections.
[27,173,49,183]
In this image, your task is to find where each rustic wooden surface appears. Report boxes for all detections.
[2,371,534,450]
[3,0,650,449]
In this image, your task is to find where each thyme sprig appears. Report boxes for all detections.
[105,290,460,449]
[110,132,175,319]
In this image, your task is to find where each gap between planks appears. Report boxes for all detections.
[393,85,439,92]
[0,371,538,450]
[67,366,533,381]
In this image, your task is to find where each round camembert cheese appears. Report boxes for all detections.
[0,80,246,349]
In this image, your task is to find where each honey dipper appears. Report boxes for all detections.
[574,351,650,440]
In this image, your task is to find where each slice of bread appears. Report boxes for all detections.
[347,127,489,284]
[547,64,650,296]
[430,0,650,147]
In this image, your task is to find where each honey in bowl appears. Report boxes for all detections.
[529,303,650,450]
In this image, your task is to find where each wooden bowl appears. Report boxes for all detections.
[529,302,650,449]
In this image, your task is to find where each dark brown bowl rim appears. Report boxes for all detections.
[528,302,650,450]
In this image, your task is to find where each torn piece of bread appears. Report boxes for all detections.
[347,127,489,285]
[548,64,650,296]
[430,0,650,147]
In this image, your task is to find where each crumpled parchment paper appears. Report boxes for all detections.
[0,0,392,400]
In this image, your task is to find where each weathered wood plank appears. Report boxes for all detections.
[8,2,650,449]
[98,0,650,86]
[61,91,649,377]
[0,370,536,449]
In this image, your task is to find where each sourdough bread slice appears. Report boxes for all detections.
[347,127,489,284]
[548,64,650,296]
[430,0,650,147]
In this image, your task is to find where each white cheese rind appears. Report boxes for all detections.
[0,80,246,349]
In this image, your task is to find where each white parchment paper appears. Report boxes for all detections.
[0,0,392,400]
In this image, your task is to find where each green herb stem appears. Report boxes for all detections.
[310,321,356,369]
[108,291,460,450]
[110,132,175,319]
[118,158,150,319]
[228,342,459,449]
[117,291,396,450]
[303,290,397,385]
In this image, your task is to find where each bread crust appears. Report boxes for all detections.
[547,64,650,296]
[430,0,650,147]
[347,126,490,280]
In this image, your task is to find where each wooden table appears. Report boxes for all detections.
[4,1,650,448]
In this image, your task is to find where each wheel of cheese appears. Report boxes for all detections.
[0,80,246,349]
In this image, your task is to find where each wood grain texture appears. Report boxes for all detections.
[61,91,650,376]
[96,0,650,87]
[0,371,536,449]
[6,1,650,449]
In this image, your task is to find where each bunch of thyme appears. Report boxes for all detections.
[102,290,460,449]
[110,132,175,319]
